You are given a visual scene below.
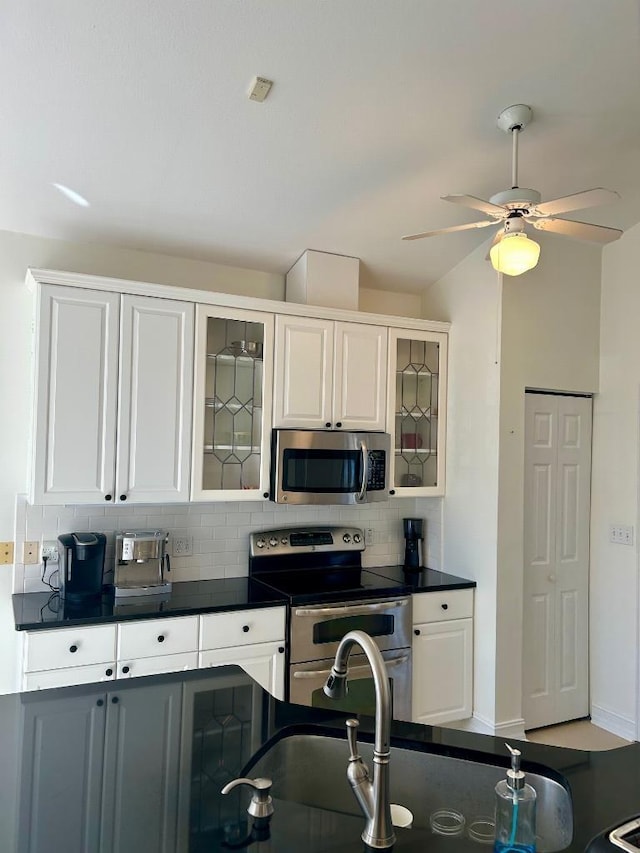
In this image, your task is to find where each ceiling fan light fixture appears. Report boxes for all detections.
[490,231,540,276]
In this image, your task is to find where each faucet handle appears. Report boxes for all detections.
[346,718,361,761]
[221,776,274,818]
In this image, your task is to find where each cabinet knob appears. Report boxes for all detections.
[414,628,421,636]
[325,422,331,428]
[157,634,165,643]
[112,696,119,704]
[97,699,104,707]
[242,625,250,633]
[278,646,285,654]
[105,494,112,502]
[263,492,269,499]
[441,603,449,610]
[122,665,130,674]
[389,489,396,496]
[119,494,127,501]
[105,668,113,676]
[336,422,342,428]
[69,644,78,653]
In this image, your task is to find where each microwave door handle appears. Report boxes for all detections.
[357,440,369,502]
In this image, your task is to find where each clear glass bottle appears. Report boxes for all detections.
[494,743,537,853]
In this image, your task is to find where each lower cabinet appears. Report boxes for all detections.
[18,680,183,853]
[412,589,474,726]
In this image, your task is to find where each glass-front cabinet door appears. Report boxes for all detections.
[192,305,273,500]
[387,328,448,496]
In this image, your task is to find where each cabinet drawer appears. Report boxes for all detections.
[117,616,198,660]
[23,662,117,691]
[200,607,286,650]
[24,625,117,672]
[412,588,474,623]
[116,651,198,679]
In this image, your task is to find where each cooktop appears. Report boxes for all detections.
[250,567,411,606]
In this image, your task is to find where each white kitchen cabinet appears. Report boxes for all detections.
[388,328,448,496]
[191,304,273,500]
[23,623,117,674]
[18,680,182,853]
[412,589,473,726]
[116,615,199,680]
[273,316,387,430]
[199,606,286,700]
[30,284,194,505]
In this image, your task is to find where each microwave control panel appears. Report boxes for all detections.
[367,450,387,491]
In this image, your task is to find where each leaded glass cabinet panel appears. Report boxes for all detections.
[192,306,273,500]
[388,328,448,496]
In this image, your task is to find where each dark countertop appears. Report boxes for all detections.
[2,666,638,853]
[12,569,474,631]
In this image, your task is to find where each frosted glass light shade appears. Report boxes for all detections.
[490,232,541,276]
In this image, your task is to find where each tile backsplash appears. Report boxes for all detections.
[14,495,442,593]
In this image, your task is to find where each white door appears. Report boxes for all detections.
[116,296,194,503]
[31,285,120,505]
[273,315,334,428]
[333,322,387,430]
[523,393,592,730]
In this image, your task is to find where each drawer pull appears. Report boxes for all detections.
[112,696,119,704]
[242,625,250,633]
[414,629,421,636]
[122,665,130,674]
[441,603,449,610]
[69,644,78,653]
[105,668,113,676]
[278,646,285,654]
[157,635,165,643]
[97,699,104,707]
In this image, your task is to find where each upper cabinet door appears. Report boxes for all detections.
[191,305,273,501]
[333,323,387,431]
[387,328,448,496]
[116,296,194,504]
[273,316,334,428]
[31,285,120,505]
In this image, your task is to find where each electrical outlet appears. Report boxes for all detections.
[23,541,40,564]
[0,541,14,565]
[42,541,59,563]
[364,528,374,546]
[609,525,634,546]
[172,536,193,557]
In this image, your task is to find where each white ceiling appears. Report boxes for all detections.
[2,1,640,291]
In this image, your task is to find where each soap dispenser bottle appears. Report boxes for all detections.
[494,743,537,853]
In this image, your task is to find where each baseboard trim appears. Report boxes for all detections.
[591,704,636,741]
[441,714,526,738]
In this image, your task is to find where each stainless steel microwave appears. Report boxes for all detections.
[270,429,391,505]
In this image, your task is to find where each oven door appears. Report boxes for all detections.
[290,597,412,664]
[289,648,412,721]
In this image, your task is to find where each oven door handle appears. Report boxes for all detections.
[293,598,409,618]
[292,654,410,679]
[357,439,369,502]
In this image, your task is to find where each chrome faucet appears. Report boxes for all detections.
[323,629,395,849]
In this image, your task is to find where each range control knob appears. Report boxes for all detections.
[343,533,352,544]
[353,533,362,544]
[269,537,278,547]
[281,537,288,545]
[256,538,266,549]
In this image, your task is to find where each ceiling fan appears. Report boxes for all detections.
[402,104,623,276]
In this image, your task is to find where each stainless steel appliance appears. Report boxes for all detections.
[57,532,106,601]
[114,530,171,597]
[270,429,391,505]
[249,526,412,720]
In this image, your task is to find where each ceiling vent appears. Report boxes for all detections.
[285,250,360,311]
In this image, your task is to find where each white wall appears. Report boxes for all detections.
[359,287,422,318]
[421,240,503,727]
[590,222,640,737]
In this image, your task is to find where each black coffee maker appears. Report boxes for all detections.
[58,532,107,600]
[403,518,424,570]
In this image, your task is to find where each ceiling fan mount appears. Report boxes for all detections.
[402,103,623,274]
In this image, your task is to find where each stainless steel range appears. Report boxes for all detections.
[249,526,412,720]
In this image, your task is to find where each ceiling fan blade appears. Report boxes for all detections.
[531,217,623,244]
[531,188,620,218]
[402,220,498,241]
[441,194,506,218]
